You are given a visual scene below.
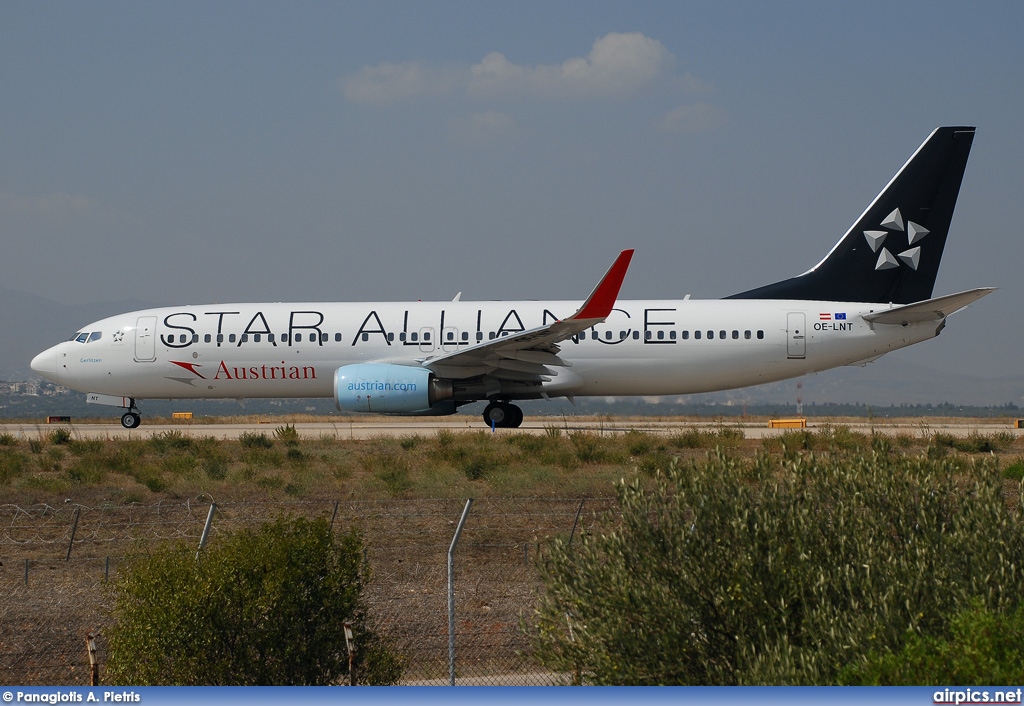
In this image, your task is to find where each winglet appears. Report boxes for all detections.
[569,249,634,322]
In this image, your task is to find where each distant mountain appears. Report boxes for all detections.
[3,288,1021,407]
[0,287,156,380]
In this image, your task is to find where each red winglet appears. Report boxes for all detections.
[570,249,634,321]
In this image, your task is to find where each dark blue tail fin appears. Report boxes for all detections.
[728,126,975,304]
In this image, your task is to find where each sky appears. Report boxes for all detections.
[2,1,1023,380]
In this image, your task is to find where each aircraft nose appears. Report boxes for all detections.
[30,347,59,381]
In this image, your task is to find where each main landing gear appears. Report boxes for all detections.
[482,401,524,429]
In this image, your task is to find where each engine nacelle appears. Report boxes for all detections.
[334,363,455,415]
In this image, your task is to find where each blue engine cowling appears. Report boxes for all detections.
[334,363,456,415]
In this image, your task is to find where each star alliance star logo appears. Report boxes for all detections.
[863,208,928,272]
[113,331,124,342]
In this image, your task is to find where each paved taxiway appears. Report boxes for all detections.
[1,418,1021,440]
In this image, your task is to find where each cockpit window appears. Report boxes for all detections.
[71,331,102,344]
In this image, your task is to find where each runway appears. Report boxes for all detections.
[1,417,1021,441]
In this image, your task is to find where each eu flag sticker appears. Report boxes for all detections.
[835,312,847,320]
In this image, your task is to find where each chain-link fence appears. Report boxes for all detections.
[0,498,616,686]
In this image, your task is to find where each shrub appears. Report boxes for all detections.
[274,424,300,446]
[106,516,401,685]
[148,430,194,454]
[49,428,72,445]
[531,450,1024,685]
[239,431,273,449]
[841,600,1024,684]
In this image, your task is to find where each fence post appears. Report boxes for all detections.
[448,498,473,687]
[568,499,585,548]
[329,501,339,535]
[66,507,81,561]
[196,502,217,561]
[85,632,99,686]
[343,621,356,686]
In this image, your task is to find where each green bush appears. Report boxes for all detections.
[49,428,72,445]
[239,431,273,449]
[274,424,300,446]
[106,515,401,685]
[531,450,1024,685]
[841,600,1024,684]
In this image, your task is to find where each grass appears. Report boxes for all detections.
[0,423,1019,505]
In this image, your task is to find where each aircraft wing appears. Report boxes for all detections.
[422,249,633,381]
[862,287,996,325]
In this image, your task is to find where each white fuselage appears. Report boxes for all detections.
[32,298,938,402]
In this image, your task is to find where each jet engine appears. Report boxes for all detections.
[334,363,455,415]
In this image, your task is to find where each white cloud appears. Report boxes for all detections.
[468,32,673,98]
[341,32,676,104]
[340,61,460,104]
[659,102,728,133]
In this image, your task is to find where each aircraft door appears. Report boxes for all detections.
[441,326,459,353]
[135,316,157,362]
[787,312,806,359]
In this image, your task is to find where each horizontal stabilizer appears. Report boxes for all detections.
[862,287,996,325]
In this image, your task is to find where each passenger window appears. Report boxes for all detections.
[424,332,431,341]
[217,334,224,343]
[707,330,714,340]
[241,334,249,343]
[757,330,765,339]
[268,334,275,343]
[476,332,483,341]
[670,331,677,340]
[695,330,701,340]
[204,334,212,343]
[446,331,454,341]
[719,330,726,339]
[744,330,751,339]
[657,331,664,340]
[387,333,394,342]
[606,331,613,340]
[593,331,600,340]
[179,334,187,344]
[293,333,300,342]
[411,332,418,342]
[682,330,689,340]
[361,333,369,342]
[632,331,640,340]
[280,334,288,343]
[253,334,261,343]
[320,333,328,343]
[461,332,469,341]
[732,330,739,339]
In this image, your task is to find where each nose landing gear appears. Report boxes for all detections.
[121,410,142,429]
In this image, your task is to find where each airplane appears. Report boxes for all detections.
[31,126,993,430]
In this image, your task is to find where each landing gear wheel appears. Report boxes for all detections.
[121,412,141,429]
[482,402,524,429]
